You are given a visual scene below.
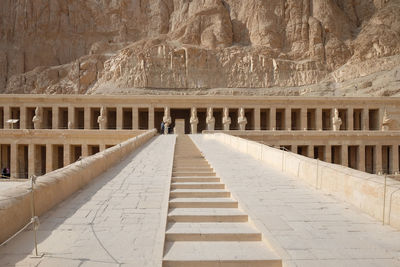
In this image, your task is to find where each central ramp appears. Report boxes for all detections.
[162,135,281,267]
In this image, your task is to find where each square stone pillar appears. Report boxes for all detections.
[132,107,139,130]
[325,145,332,163]
[82,144,89,158]
[53,107,59,129]
[359,145,366,172]
[84,107,90,130]
[291,145,298,154]
[116,107,123,130]
[316,108,322,131]
[10,143,17,178]
[100,144,106,152]
[28,144,35,178]
[270,107,276,130]
[148,107,154,130]
[285,108,291,130]
[300,108,307,130]
[68,107,75,129]
[64,144,71,166]
[254,107,261,130]
[308,145,314,159]
[20,106,26,129]
[3,105,10,129]
[341,145,348,167]
[362,108,369,130]
[376,144,382,174]
[46,144,53,173]
[347,108,354,131]
[393,145,399,174]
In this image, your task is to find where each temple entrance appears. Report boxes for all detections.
[171,109,191,134]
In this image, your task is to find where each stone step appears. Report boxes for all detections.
[172,177,220,183]
[170,189,230,198]
[167,208,247,222]
[162,241,281,267]
[166,222,261,241]
[172,172,216,177]
[169,198,238,208]
[171,182,225,189]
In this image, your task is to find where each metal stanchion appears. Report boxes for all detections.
[30,175,44,258]
[382,173,387,225]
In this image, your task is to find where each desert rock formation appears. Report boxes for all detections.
[1,0,399,96]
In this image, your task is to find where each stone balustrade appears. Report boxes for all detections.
[0,129,157,244]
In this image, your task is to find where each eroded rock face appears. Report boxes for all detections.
[1,0,400,96]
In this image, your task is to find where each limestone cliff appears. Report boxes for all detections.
[1,0,399,96]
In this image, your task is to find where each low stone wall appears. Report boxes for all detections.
[206,133,400,230]
[0,129,157,243]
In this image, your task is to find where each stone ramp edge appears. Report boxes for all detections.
[0,129,158,244]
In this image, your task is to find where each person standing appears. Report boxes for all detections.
[161,121,165,134]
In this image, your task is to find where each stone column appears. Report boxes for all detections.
[362,108,369,130]
[316,108,322,131]
[64,144,71,167]
[254,107,261,130]
[325,145,332,163]
[347,108,354,131]
[148,107,154,130]
[393,145,399,174]
[53,107,59,129]
[116,106,123,130]
[68,106,75,129]
[376,144,382,174]
[359,145,366,172]
[132,107,139,130]
[84,107,90,130]
[28,144,35,178]
[10,143,17,178]
[20,106,26,129]
[291,145,298,154]
[46,144,53,173]
[270,107,276,130]
[82,144,89,158]
[3,105,10,129]
[308,145,314,159]
[341,144,348,167]
[285,108,291,130]
[100,144,106,152]
[300,108,307,130]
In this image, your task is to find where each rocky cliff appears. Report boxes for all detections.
[1,0,399,96]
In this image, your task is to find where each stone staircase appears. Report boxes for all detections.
[162,135,281,267]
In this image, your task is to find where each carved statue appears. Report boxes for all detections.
[222,107,231,131]
[206,107,215,131]
[381,109,393,131]
[163,107,172,134]
[97,106,107,130]
[32,107,42,129]
[332,108,342,131]
[189,107,199,134]
[238,107,247,131]
[68,121,73,129]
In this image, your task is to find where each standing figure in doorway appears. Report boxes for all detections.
[32,107,42,129]
[163,107,172,134]
[332,108,342,131]
[222,107,231,131]
[97,106,107,130]
[190,107,199,134]
[238,107,247,131]
[206,107,215,131]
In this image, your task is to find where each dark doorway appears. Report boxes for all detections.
[171,109,191,134]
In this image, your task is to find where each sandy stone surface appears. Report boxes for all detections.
[0,135,175,267]
[191,135,400,267]
[0,181,28,194]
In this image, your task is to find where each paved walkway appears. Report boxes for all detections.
[0,135,176,267]
[191,135,400,267]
